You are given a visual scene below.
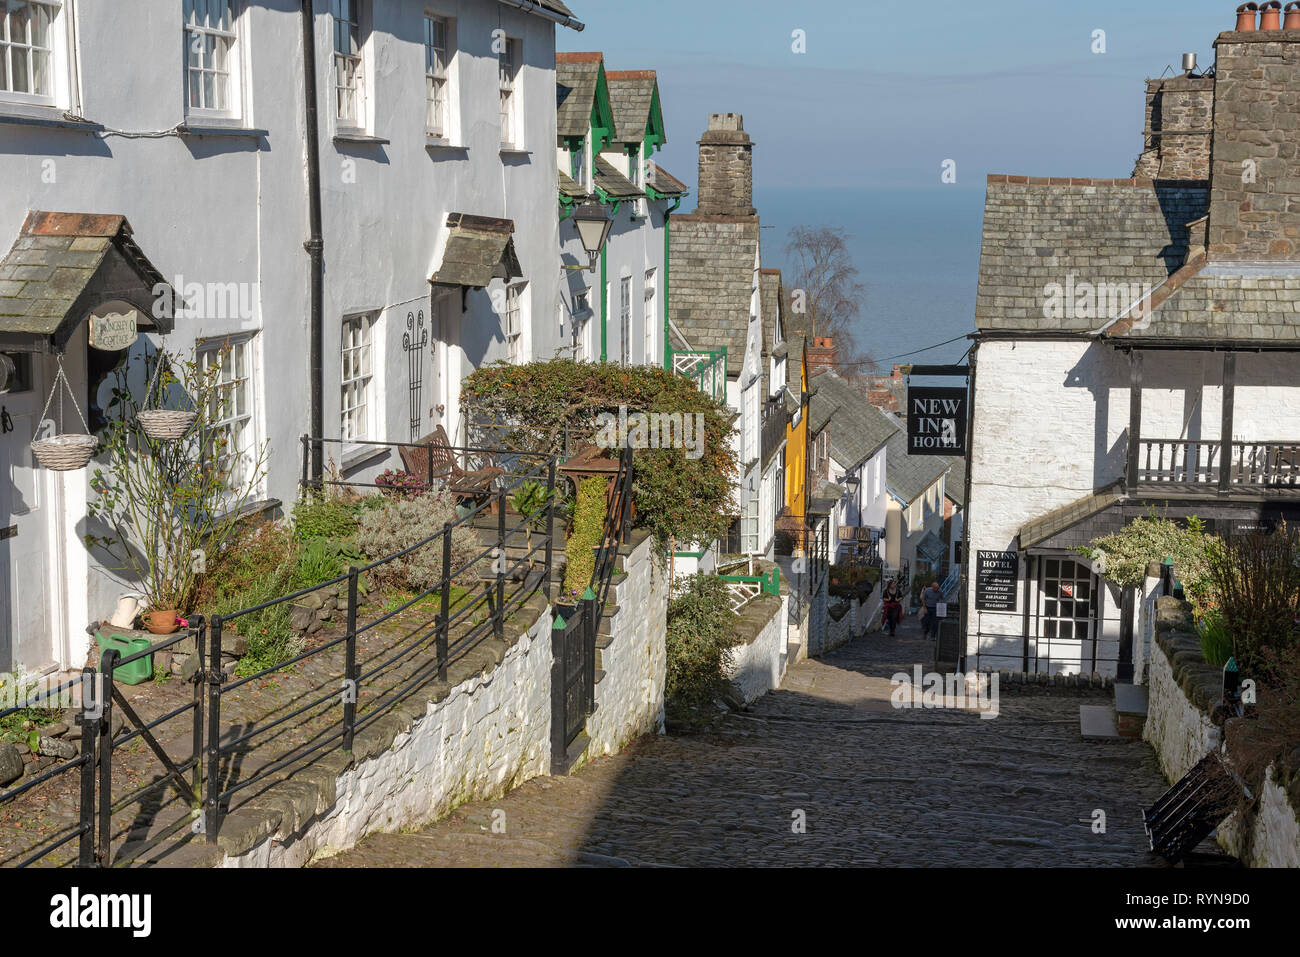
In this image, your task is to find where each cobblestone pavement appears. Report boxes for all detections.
[320,614,1188,868]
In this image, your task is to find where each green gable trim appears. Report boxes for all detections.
[643,83,666,150]
[590,67,615,153]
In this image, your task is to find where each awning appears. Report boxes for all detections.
[430,213,522,288]
[0,211,176,352]
[593,156,642,200]
[916,530,947,564]
[1020,482,1127,550]
[558,170,589,200]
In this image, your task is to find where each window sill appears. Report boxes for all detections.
[177,122,268,138]
[0,105,103,133]
[342,443,391,472]
[426,135,467,151]
[499,146,531,157]
[334,131,390,146]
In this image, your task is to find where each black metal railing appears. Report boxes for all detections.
[1,442,560,868]
[760,395,788,469]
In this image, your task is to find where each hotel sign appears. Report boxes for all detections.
[907,386,967,456]
[976,550,1019,612]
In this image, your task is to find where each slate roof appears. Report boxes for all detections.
[1107,262,1300,342]
[882,413,952,505]
[555,53,603,139]
[975,176,1209,332]
[759,269,784,357]
[593,156,642,199]
[537,0,575,16]
[916,530,947,564]
[647,161,688,198]
[605,71,657,143]
[808,370,899,471]
[558,169,589,200]
[0,211,175,347]
[668,214,760,375]
[944,457,967,507]
[785,334,805,389]
[430,214,521,288]
[1020,482,1126,550]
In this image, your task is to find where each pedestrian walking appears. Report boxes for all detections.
[881,578,902,637]
[921,580,942,640]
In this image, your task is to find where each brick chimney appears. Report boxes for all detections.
[866,365,904,414]
[696,113,755,217]
[1208,28,1300,259]
[807,336,836,375]
[1133,75,1214,180]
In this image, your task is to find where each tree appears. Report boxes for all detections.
[784,225,876,374]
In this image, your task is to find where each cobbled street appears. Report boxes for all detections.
[319,616,1186,868]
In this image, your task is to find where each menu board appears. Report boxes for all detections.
[976,550,1019,612]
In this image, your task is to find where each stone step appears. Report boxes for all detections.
[1079,704,1122,742]
[1114,682,1149,739]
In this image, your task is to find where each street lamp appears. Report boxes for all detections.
[567,200,613,273]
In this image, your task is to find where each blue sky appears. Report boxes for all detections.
[562,0,1233,191]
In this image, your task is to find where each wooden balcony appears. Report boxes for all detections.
[1129,438,1300,497]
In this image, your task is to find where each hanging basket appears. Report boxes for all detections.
[31,357,96,471]
[32,433,98,471]
[137,409,196,441]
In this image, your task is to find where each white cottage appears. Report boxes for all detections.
[0,0,582,676]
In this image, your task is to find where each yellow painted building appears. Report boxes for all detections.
[784,338,809,521]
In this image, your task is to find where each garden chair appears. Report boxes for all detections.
[400,425,505,505]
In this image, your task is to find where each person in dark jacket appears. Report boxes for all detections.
[881,578,903,637]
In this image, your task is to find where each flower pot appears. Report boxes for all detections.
[143,610,180,635]
[31,434,97,471]
[137,410,196,441]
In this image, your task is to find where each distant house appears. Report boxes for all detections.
[881,420,951,582]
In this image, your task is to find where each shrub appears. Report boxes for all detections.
[1196,608,1234,668]
[563,477,607,596]
[1206,527,1300,677]
[291,495,360,542]
[290,539,366,589]
[356,490,479,593]
[374,469,430,499]
[1081,514,1219,608]
[665,574,741,718]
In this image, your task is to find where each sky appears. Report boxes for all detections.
[559,0,1236,368]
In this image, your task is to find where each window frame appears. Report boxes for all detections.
[340,312,376,445]
[0,0,68,108]
[198,333,262,499]
[331,0,367,131]
[642,268,657,365]
[183,0,245,121]
[504,282,525,364]
[424,12,454,138]
[619,274,631,366]
[497,34,520,147]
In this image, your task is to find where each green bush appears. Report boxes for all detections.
[356,490,480,593]
[1082,514,1219,607]
[1196,608,1234,668]
[292,495,360,542]
[665,574,741,718]
[563,477,607,596]
[1206,527,1300,677]
[290,539,366,589]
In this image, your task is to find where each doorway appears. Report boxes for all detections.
[433,290,464,447]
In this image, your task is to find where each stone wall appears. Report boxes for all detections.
[725,593,785,706]
[583,530,667,761]
[825,596,867,654]
[807,566,829,656]
[1133,75,1214,181]
[696,113,755,217]
[1143,596,1300,867]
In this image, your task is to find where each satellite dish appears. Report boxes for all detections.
[0,354,15,395]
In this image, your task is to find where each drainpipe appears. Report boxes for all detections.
[663,196,682,370]
[301,0,325,483]
[599,242,608,363]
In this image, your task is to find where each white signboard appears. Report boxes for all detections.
[88,312,138,352]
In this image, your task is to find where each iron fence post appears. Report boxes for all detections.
[438,522,452,681]
[300,434,310,493]
[543,457,556,602]
[427,439,435,491]
[343,567,359,752]
[77,667,97,867]
[495,489,506,639]
[191,618,206,810]
[205,615,223,843]
[96,650,116,866]
[582,587,597,715]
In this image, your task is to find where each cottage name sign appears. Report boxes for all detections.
[88,312,139,352]
[907,387,967,456]
[976,550,1018,612]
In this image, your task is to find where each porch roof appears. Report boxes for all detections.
[430,213,522,288]
[647,161,688,198]
[916,530,947,564]
[0,211,176,350]
[593,156,642,199]
[1019,482,1127,550]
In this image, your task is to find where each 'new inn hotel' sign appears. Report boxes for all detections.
[906,387,967,456]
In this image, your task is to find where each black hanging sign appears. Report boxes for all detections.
[976,550,1019,612]
[907,386,967,456]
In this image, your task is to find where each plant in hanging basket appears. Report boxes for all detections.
[137,409,197,441]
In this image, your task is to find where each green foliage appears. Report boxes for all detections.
[0,670,60,744]
[1080,513,1219,607]
[1206,527,1300,677]
[462,360,739,553]
[290,539,364,589]
[563,478,607,596]
[1196,608,1234,669]
[665,574,741,717]
[512,479,556,529]
[356,490,479,593]
[292,495,360,542]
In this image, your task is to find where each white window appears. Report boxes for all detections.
[341,314,374,442]
[332,0,365,128]
[498,36,519,146]
[184,0,241,117]
[619,276,632,366]
[199,335,259,495]
[643,268,657,365]
[424,14,451,136]
[505,283,524,363]
[631,145,648,217]
[1,0,60,104]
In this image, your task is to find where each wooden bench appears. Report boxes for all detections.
[399,425,505,503]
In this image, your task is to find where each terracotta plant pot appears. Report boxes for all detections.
[143,610,180,635]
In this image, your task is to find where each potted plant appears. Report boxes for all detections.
[510,479,558,570]
[85,345,271,633]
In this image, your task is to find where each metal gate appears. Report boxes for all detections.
[550,600,593,771]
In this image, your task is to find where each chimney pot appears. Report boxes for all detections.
[1182,52,1198,73]
[1237,1,1260,30]
[1261,0,1282,29]
[1285,0,1300,27]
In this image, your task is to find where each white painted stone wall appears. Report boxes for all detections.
[583,531,667,761]
[223,603,555,867]
[1219,767,1300,868]
[726,595,784,705]
[1143,635,1221,782]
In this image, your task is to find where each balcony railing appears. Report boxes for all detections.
[1133,438,1300,491]
[761,395,788,467]
[670,348,727,403]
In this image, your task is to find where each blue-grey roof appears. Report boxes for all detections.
[808,370,899,471]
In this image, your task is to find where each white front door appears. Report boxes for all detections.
[434,291,464,446]
[0,353,56,674]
